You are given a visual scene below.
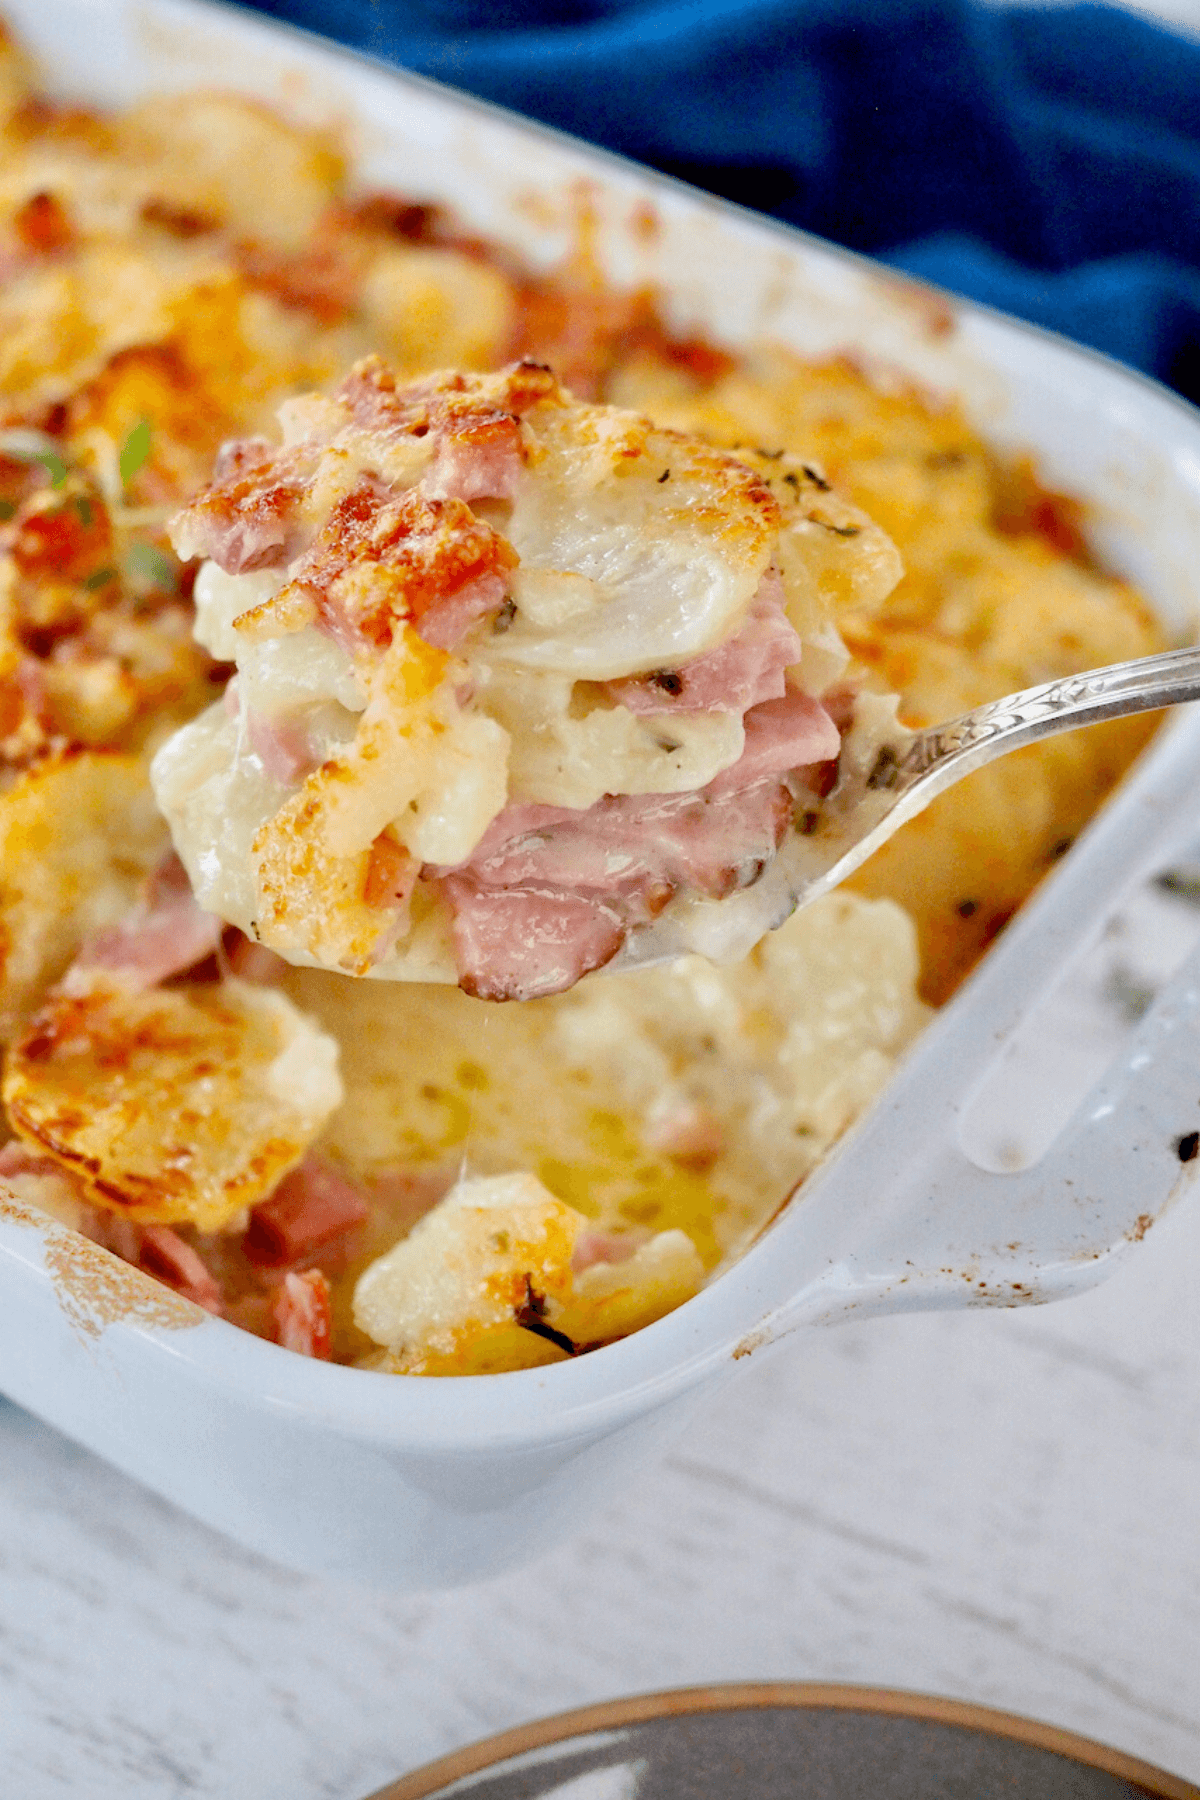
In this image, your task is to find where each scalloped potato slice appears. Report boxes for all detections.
[486,401,781,678]
[354,1171,582,1374]
[0,753,168,1042]
[117,93,344,251]
[360,244,517,375]
[353,1170,704,1375]
[3,978,342,1229]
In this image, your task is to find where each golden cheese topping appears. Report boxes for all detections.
[3,975,341,1230]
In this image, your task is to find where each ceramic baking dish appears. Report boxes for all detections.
[3,0,1200,1590]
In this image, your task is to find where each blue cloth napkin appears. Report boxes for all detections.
[240,0,1200,402]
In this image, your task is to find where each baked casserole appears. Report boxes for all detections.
[0,20,1164,1374]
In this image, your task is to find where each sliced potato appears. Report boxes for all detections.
[117,93,343,252]
[354,1170,703,1375]
[3,977,341,1228]
[360,244,516,375]
[0,753,167,1041]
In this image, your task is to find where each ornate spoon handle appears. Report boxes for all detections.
[870,644,1200,808]
[779,643,1200,916]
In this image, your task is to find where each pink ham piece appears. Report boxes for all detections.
[413,570,510,652]
[176,437,309,574]
[285,477,517,659]
[572,1229,641,1272]
[707,687,840,792]
[225,933,289,985]
[366,1165,458,1232]
[433,683,841,1000]
[272,1269,333,1359]
[448,782,789,903]
[246,708,315,785]
[607,577,803,717]
[245,1156,369,1265]
[440,882,630,1002]
[645,1102,725,1167]
[423,413,525,505]
[135,1225,223,1314]
[71,854,222,991]
[0,1140,61,1179]
[14,1169,226,1315]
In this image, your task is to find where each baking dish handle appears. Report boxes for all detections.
[785,937,1200,1329]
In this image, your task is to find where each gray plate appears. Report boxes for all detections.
[370,1685,1199,1800]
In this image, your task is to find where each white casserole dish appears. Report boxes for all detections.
[2,0,1200,1589]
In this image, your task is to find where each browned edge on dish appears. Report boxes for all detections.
[367,1681,1200,1800]
[0,1185,207,1338]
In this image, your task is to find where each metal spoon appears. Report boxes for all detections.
[616,643,1200,969]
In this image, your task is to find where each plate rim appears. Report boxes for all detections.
[369,1681,1200,1800]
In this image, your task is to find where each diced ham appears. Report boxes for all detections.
[172,438,309,573]
[441,880,628,1001]
[412,570,510,651]
[0,1140,62,1179]
[247,708,314,785]
[449,782,788,905]
[136,1225,223,1313]
[286,476,516,655]
[425,410,526,504]
[707,687,840,792]
[76,1208,224,1313]
[72,853,222,990]
[645,1101,725,1167]
[607,575,802,717]
[225,933,289,985]
[173,361,553,583]
[235,241,359,326]
[432,683,841,999]
[245,1156,369,1265]
[271,1269,333,1359]
[338,354,554,442]
[0,1154,222,1311]
[572,1229,640,1272]
[367,1165,457,1232]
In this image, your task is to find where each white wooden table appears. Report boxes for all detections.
[2,1142,1198,1798]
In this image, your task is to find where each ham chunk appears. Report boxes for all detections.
[70,853,222,991]
[135,1224,223,1313]
[272,1269,333,1359]
[278,476,516,656]
[607,575,802,716]
[172,437,312,574]
[246,1155,368,1264]
[432,684,839,999]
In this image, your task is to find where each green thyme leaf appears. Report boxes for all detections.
[119,418,153,489]
[124,539,176,589]
[0,429,69,489]
[84,565,117,590]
